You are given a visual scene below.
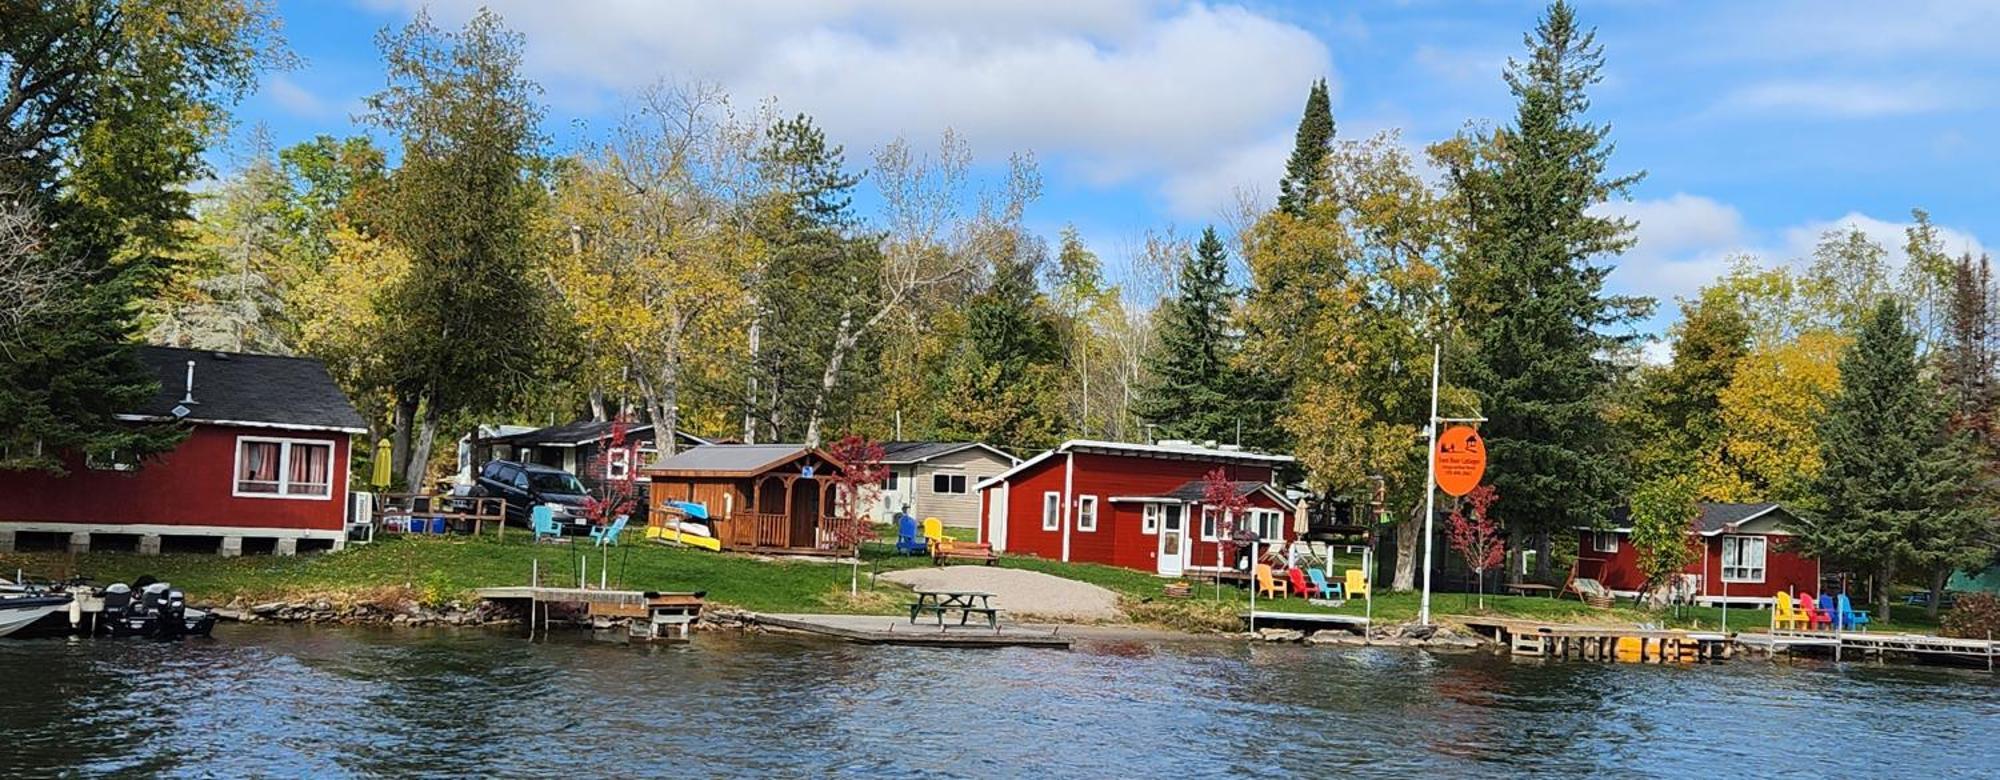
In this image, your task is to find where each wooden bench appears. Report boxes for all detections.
[931,540,998,566]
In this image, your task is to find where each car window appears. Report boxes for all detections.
[512,471,530,490]
[529,471,586,495]
[482,462,504,480]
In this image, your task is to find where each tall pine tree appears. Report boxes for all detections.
[1276,79,1335,217]
[1807,300,1985,620]
[1444,1,1649,575]
[1137,226,1240,443]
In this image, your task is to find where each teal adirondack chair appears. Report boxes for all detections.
[531,506,563,542]
[1306,568,1344,599]
[1836,593,1871,632]
[590,515,629,547]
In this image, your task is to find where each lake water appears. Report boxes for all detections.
[2,625,1996,778]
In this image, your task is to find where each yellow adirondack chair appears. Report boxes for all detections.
[1345,569,1369,599]
[1255,564,1289,599]
[1771,590,1806,630]
[921,517,946,548]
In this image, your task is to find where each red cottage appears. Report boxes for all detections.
[976,440,1296,577]
[0,346,367,556]
[1577,502,1821,605]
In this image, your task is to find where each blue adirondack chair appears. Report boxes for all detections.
[1818,593,1837,629]
[591,515,629,547]
[895,513,928,556]
[1837,593,1871,631]
[1306,568,1344,599]
[531,506,563,542]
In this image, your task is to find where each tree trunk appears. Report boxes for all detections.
[588,387,608,422]
[742,292,762,445]
[803,307,859,448]
[401,402,438,494]
[1876,565,1895,624]
[390,394,418,490]
[659,315,683,456]
[1532,530,1552,581]
[1927,567,1949,620]
[1393,504,1419,591]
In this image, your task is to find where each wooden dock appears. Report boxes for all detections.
[1242,611,1370,633]
[1755,630,1998,668]
[1453,616,1734,663]
[750,613,1074,649]
[475,586,704,640]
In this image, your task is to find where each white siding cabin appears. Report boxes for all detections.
[870,442,1017,528]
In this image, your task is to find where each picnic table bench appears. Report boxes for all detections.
[1505,583,1559,598]
[908,590,1000,631]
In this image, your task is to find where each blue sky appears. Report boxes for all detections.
[232,1,1998,342]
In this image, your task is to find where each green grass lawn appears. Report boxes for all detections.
[0,535,1949,635]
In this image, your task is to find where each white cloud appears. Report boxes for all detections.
[261,74,331,118]
[1716,80,1949,119]
[372,1,1328,190]
[1159,131,1289,220]
[1595,194,1749,305]
[368,1,1333,204]
[1779,211,1987,264]
[1709,1,2000,61]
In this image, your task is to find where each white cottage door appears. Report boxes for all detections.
[1157,504,1187,576]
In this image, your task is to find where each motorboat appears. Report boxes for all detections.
[98,581,217,639]
[0,593,73,638]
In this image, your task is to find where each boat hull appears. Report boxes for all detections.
[0,596,73,638]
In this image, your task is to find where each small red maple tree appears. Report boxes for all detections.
[581,415,640,529]
[825,434,887,593]
[1201,468,1254,598]
[1446,484,1505,609]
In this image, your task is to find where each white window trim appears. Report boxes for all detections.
[1141,504,1159,535]
[1592,531,1620,554]
[605,447,632,481]
[1199,506,1220,542]
[1077,495,1099,532]
[232,435,335,501]
[1253,508,1283,543]
[1721,535,1767,583]
[1041,491,1062,531]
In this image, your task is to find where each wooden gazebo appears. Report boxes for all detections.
[642,444,847,554]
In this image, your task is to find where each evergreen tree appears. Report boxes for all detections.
[1276,78,1335,218]
[1807,300,1985,620]
[932,234,1067,451]
[1137,226,1240,443]
[0,2,276,473]
[1938,252,1999,448]
[1443,1,1649,575]
[366,10,560,487]
[1629,289,1750,482]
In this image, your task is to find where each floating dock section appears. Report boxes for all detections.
[1455,617,1734,662]
[475,586,704,640]
[750,613,1074,649]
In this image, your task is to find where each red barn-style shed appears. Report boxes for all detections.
[0,346,367,556]
[1577,502,1820,605]
[976,440,1296,577]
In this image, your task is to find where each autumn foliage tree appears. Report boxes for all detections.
[1445,485,1505,609]
[1627,475,1701,604]
[1200,467,1254,598]
[579,416,641,529]
[826,434,888,593]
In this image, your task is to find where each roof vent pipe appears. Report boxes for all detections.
[181,360,197,405]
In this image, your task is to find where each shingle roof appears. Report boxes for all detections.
[645,444,827,476]
[877,441,1014,464]
[1163,479,1267,502]
[1602,502,1787,534]
[132,346,366,433]
[486,420,711,448]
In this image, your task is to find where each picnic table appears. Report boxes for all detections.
[1505,583,1558,598]
[908,590,1000,631]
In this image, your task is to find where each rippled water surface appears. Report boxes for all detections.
[2,625,1996,778]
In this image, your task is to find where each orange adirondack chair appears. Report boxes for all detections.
[1255,564,1289,599]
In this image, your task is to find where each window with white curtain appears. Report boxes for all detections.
[1721,535,1766,582]
[235,437,333,499]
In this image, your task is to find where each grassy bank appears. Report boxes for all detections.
[0,535,1945,635]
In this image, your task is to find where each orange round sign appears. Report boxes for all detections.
[1434,425,1486,497]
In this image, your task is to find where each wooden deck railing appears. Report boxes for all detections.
[731,512,792,549]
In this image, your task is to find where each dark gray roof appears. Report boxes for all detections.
[647,444,815,475]
[1163,479,1268,502]
[487,420,710,448]
[1604,502,1786,533]
[877,441,1010,464]
[133,346,366,432]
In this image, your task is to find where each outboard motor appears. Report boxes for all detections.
[99,583,132,635]
[160,587,188,639]
[140,582,173,639]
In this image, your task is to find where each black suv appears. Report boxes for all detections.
[472,460,593,533]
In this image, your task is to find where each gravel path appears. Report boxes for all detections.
[880,566,1122,622]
